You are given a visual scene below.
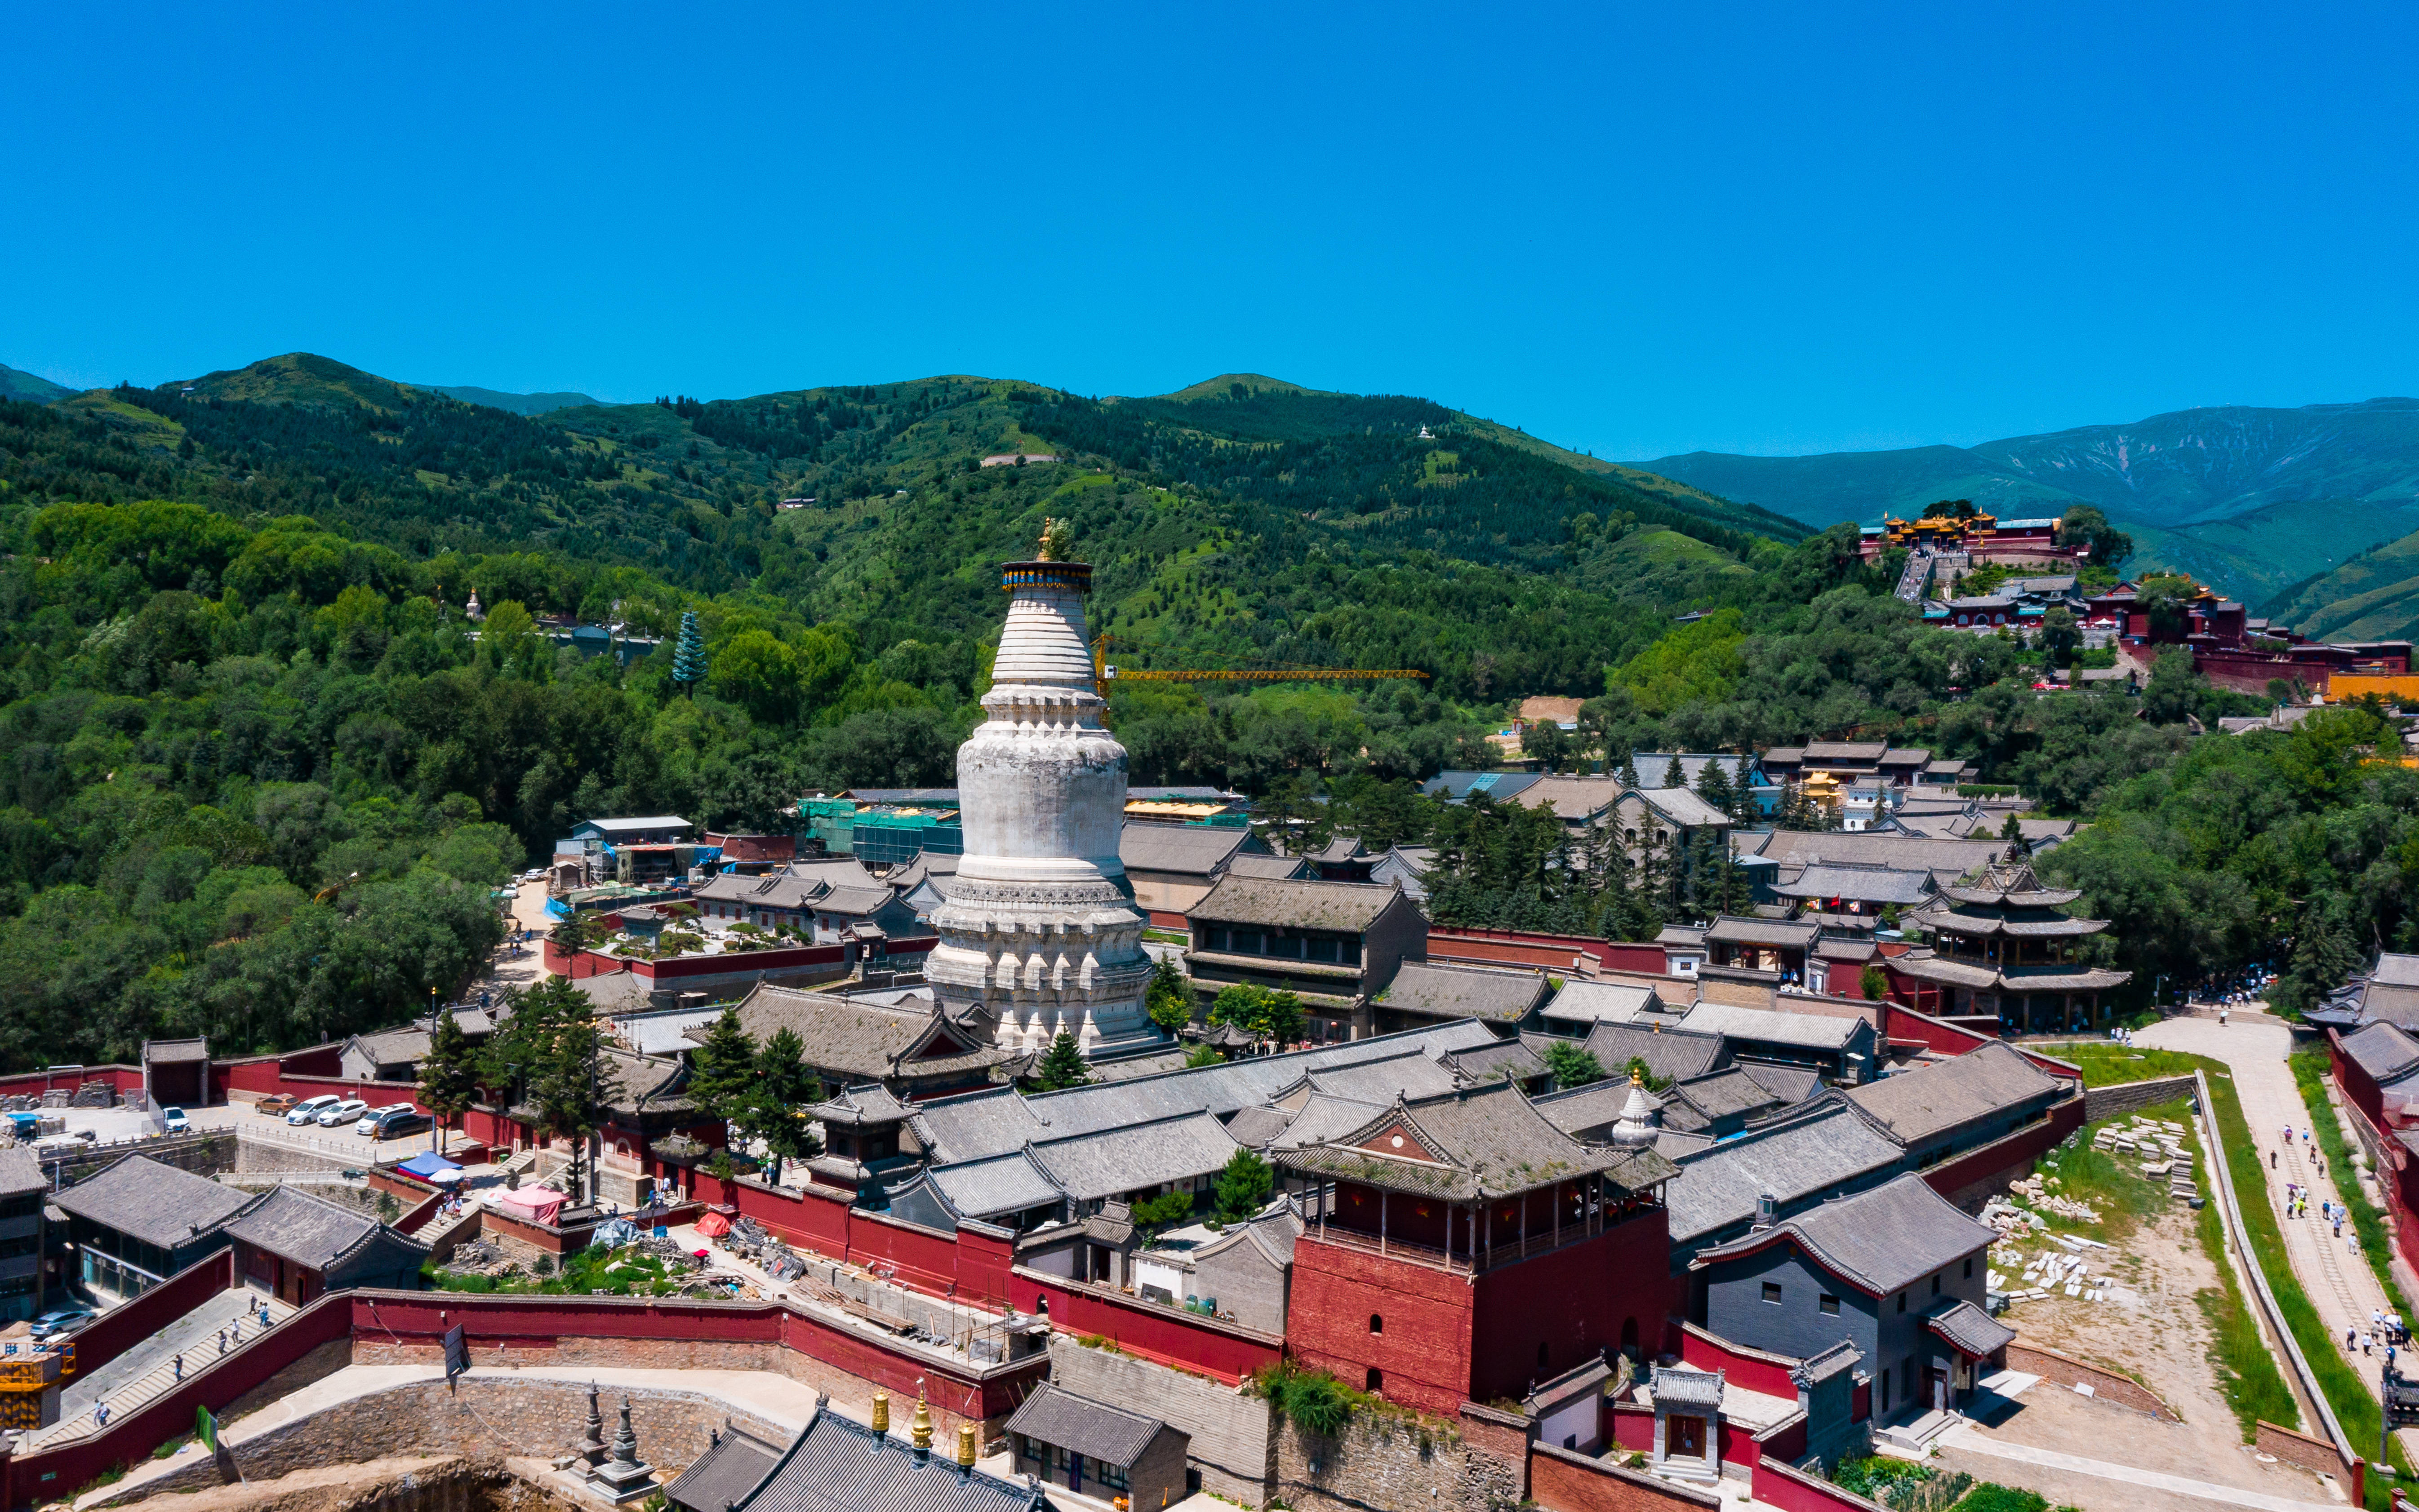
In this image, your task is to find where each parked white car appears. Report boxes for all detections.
[354,1103,412,1135]
[316,1099,369,1128]
[286,1094,342,1126]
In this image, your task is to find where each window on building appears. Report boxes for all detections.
[1370,1314,1383,1334]
[1963,1257,1973,1280]
[1366,1367,1383,1393]
[1901,1359,1915,1399]
[1761,1282,1783,1305]
[1819,1294,1840,1316]
[1930,1274,1941,1296]
[1896,1291,1906,1313]
[1308,936,1340,963]
[1343,938,1362,964]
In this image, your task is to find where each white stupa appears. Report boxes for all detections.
[924,524,1159,1056]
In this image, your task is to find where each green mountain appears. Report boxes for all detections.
[1639,398,2419,605]
[0,363,74,404]
[426,384,603,416]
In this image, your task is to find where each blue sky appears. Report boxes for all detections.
[7,2,2416,459]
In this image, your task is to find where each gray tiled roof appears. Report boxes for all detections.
[907,1021,1499,1164]
[1634,787,1731,829]
[2342,1022,2419,1082]
[1188,876,1407,931]
[1378,962,1549,1024]
[1226,853,1311,881]
[1541,981,1665,1026]
[925,1152,1067,1219]
[54,1155,259,1248]
[1769,864,1935,906]
[0,1144,42,1198]
[1704,917,1820,949]
[1221,1105,1298,1149]
[711,984,1007,1082]
[1649,1366,1725,1411]
[1533,1077,1659,1139]
[1119,822,1255,875]
[665,1423,785,1512]
[1662,1098,1904,1243]
[1736,1063,1825,1106]
[1443,1038,1548,1083]
[1299,1052,1463,1105]
[1269,1092,1392,1151]
[1845,1042,2064,1144]
[698,1401,1043,1512]
[1004,1384,1172,1468]
[1676,1001,1867,1052]
[1541,1024,1727,1086]
[1669,1067,1788,1122]
[2376,954,2419,988]
[1689,1171,1996,1292]
[143,1038,210,1064]
[1276,1082,1679,1201]
[1030,1111,1241,1202]
[224,1184,428,1271]
[1629,754,1757,792]
[1926,1297,2017,1357]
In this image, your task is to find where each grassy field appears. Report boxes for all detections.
[2032,1042,2212,1087]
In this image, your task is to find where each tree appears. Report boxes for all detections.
[1036,1029,1093,1091]
[1129,1188,1195,1231]
[1619,749,1641,788]
[1622,1055,1670,1092]
[1860,962,1890,1002]
[417,1009,481,1157]
[1998,811,2032,857]
[1540,1041,1605,1091]
[738,1027,824,1184]
[1146,958,1193,1036]
[1694,758,1736,822]
[1214,1146,1275,1224]
[525,1010,608,1205]
[549,909,602,955]
[1209,984,1305,1046]
[2059,505,2133,572]
[1521,719,1574,773]
[686,1007,757,1122]
[2039,607,2081,668]
[708,630,806,725]
[671,610,707,696]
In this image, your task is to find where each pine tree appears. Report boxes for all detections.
[1146,958,1193,1036]
[417,1010,482,1157]
[671,610,707,696]
[1214,1147,1275,1224]
[1036,1030,1093,1091]
[1619,750,1641,788]
[1695,759,1736,822]
[687,1008,758,1124]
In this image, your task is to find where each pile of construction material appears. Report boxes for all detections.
[2004,1173,2103,1224]
[1993,1234,2118,1304]
[2097,1116,2199,1203]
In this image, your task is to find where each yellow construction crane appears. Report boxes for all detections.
[1091,635,1428,685]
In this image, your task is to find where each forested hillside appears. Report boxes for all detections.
[0,350,2328,1069]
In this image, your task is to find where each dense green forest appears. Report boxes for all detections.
[0,351,2362,1070]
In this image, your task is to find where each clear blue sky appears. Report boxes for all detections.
[8,2,2416,460]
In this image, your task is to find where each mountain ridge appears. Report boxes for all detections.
[1638,397,2419,604]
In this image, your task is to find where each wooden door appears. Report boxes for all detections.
[1668,1415,1705,1458]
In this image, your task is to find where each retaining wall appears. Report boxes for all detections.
[1274,1401,1525,1512]
[2002,1341,2172,1420]
[1046,1333,1276,1504]
[2083,1075,2200,1123]
[1529,1441,1720,1512]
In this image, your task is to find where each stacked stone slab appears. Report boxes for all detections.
[925,544,1157,1057]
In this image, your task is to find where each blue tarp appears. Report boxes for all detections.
[398,1151,462,1179]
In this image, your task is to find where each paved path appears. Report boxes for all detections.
[37,1289,294,1446]
[2138,1015,2406,1396]
[1941,1422,2344,1512]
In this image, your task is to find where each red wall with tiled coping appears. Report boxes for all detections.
[0,1065,144,1102]
[1918,1091,2089,1208]
[1752,1457,1888,1512]
[1008,1267,1281,1386]
[1676,1321,1796,1398]
[1427,928,1669,977]
[1,1286,1052,1509]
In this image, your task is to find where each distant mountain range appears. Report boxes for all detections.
[1640,398,2419,611]
[423,384,602,416]
[0,363,73,404]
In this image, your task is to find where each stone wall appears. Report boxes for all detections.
[2002,1341,2172,1420]
[1529,1442,1721,1512]
[1047,1334,1275,1504]
[1275,1402,1525,1512]
[232,1133,364,1178]
[2083,1076,2198,1125]
[108,1376,790,1499]
[2256,1419,2357,1486]
[92,1453,537,1512]
[46,1131,235,1184]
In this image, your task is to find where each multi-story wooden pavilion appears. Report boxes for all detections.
[1888,853,2130,1034]
[1275,1081,1678,1414]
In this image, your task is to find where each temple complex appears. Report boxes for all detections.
[924,528,1160,1057]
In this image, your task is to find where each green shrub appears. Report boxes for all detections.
[1949,1485,2048,1512]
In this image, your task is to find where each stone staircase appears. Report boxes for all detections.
[31,1290,297,1448]
[1895,550,1936,604]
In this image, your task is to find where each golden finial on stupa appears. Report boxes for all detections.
[912,1385,934,1452]
[872,1390,890,1434]
[958,1420,978,1468]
